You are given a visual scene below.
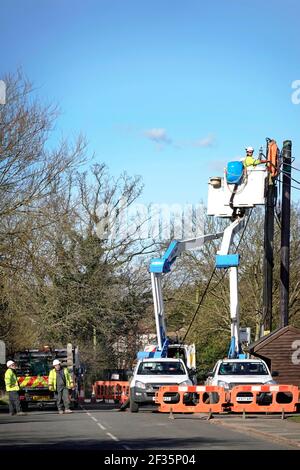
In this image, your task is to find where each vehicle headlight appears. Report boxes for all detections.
[179,380,192,386]
[265,380,277,385]
[135,381,146,389]
[217,380,229,389]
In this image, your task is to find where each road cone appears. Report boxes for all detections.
[207,408,213,420]
[169,406,175,419]
[91,384,96,404]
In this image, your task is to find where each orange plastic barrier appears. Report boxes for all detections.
[230,384,299,413]
[155,385,227,413]
[93,380,129,403]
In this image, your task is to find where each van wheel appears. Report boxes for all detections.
[130,400,139,413]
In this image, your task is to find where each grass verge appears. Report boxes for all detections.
[287,416,300,424]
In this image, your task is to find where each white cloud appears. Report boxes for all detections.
[144,128,172,145]
[141,127,216,151]
[192,134,216,148]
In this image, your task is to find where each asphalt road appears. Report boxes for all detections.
[0,403,293,451]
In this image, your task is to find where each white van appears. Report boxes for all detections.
[205,358,276,389]
[130,358,193,412]
[205,358,278,403]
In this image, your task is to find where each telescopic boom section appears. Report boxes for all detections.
[150,272,167,352]
[215,217,247,358]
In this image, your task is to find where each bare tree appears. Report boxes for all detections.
[0,71,87,345]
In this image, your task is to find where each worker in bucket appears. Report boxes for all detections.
[243,146,261,167]
[48,359,74,414]
[4,360,26,416]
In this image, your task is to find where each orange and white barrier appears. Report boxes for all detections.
[230,384,299,413]
[155,384,300,414]
[155,385,227,413]
[93,380,129,403]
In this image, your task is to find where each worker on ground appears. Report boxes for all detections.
[119,360,137,412]
[48,359,74,415]
[4,360,26,416]
[243,146,261,167]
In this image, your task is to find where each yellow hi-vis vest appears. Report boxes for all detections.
[48,367,73,391]
[5,368,20,392]
[244,156,261,167]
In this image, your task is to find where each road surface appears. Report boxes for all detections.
[0,403,293,451]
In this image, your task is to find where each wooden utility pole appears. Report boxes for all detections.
[280,140,292,327]
[262,140,276,334]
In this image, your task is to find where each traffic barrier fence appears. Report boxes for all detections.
[230,384,299,413]
[155,384,300,414]
[155,385,227,413]
[93,380,129,403]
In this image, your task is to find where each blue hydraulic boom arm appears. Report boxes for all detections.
[138,233,223,360]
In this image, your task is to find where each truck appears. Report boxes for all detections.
[130,173,262,411]
[129,217,250,411]
[205,142,280,402]
[130,144,276,411]
[13,344,83,410]
[129,357,192,412]
[205,358,278,403]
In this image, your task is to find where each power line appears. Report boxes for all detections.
[280,172,300,186]
[182,267,216,343]
[278,179,300,191]
[282,163,300,172]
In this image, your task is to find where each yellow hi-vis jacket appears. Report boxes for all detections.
[48,367,74,391]
[5,368,20,392]
[243,156,261,167]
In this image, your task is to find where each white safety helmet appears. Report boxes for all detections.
[246,146,254,152]
[53,359,61,366]
[6,360,15,368]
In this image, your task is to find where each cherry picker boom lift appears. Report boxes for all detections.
[141,146,276,364]
[208,143,278,358]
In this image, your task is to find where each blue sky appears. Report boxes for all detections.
[1,0,299,205]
